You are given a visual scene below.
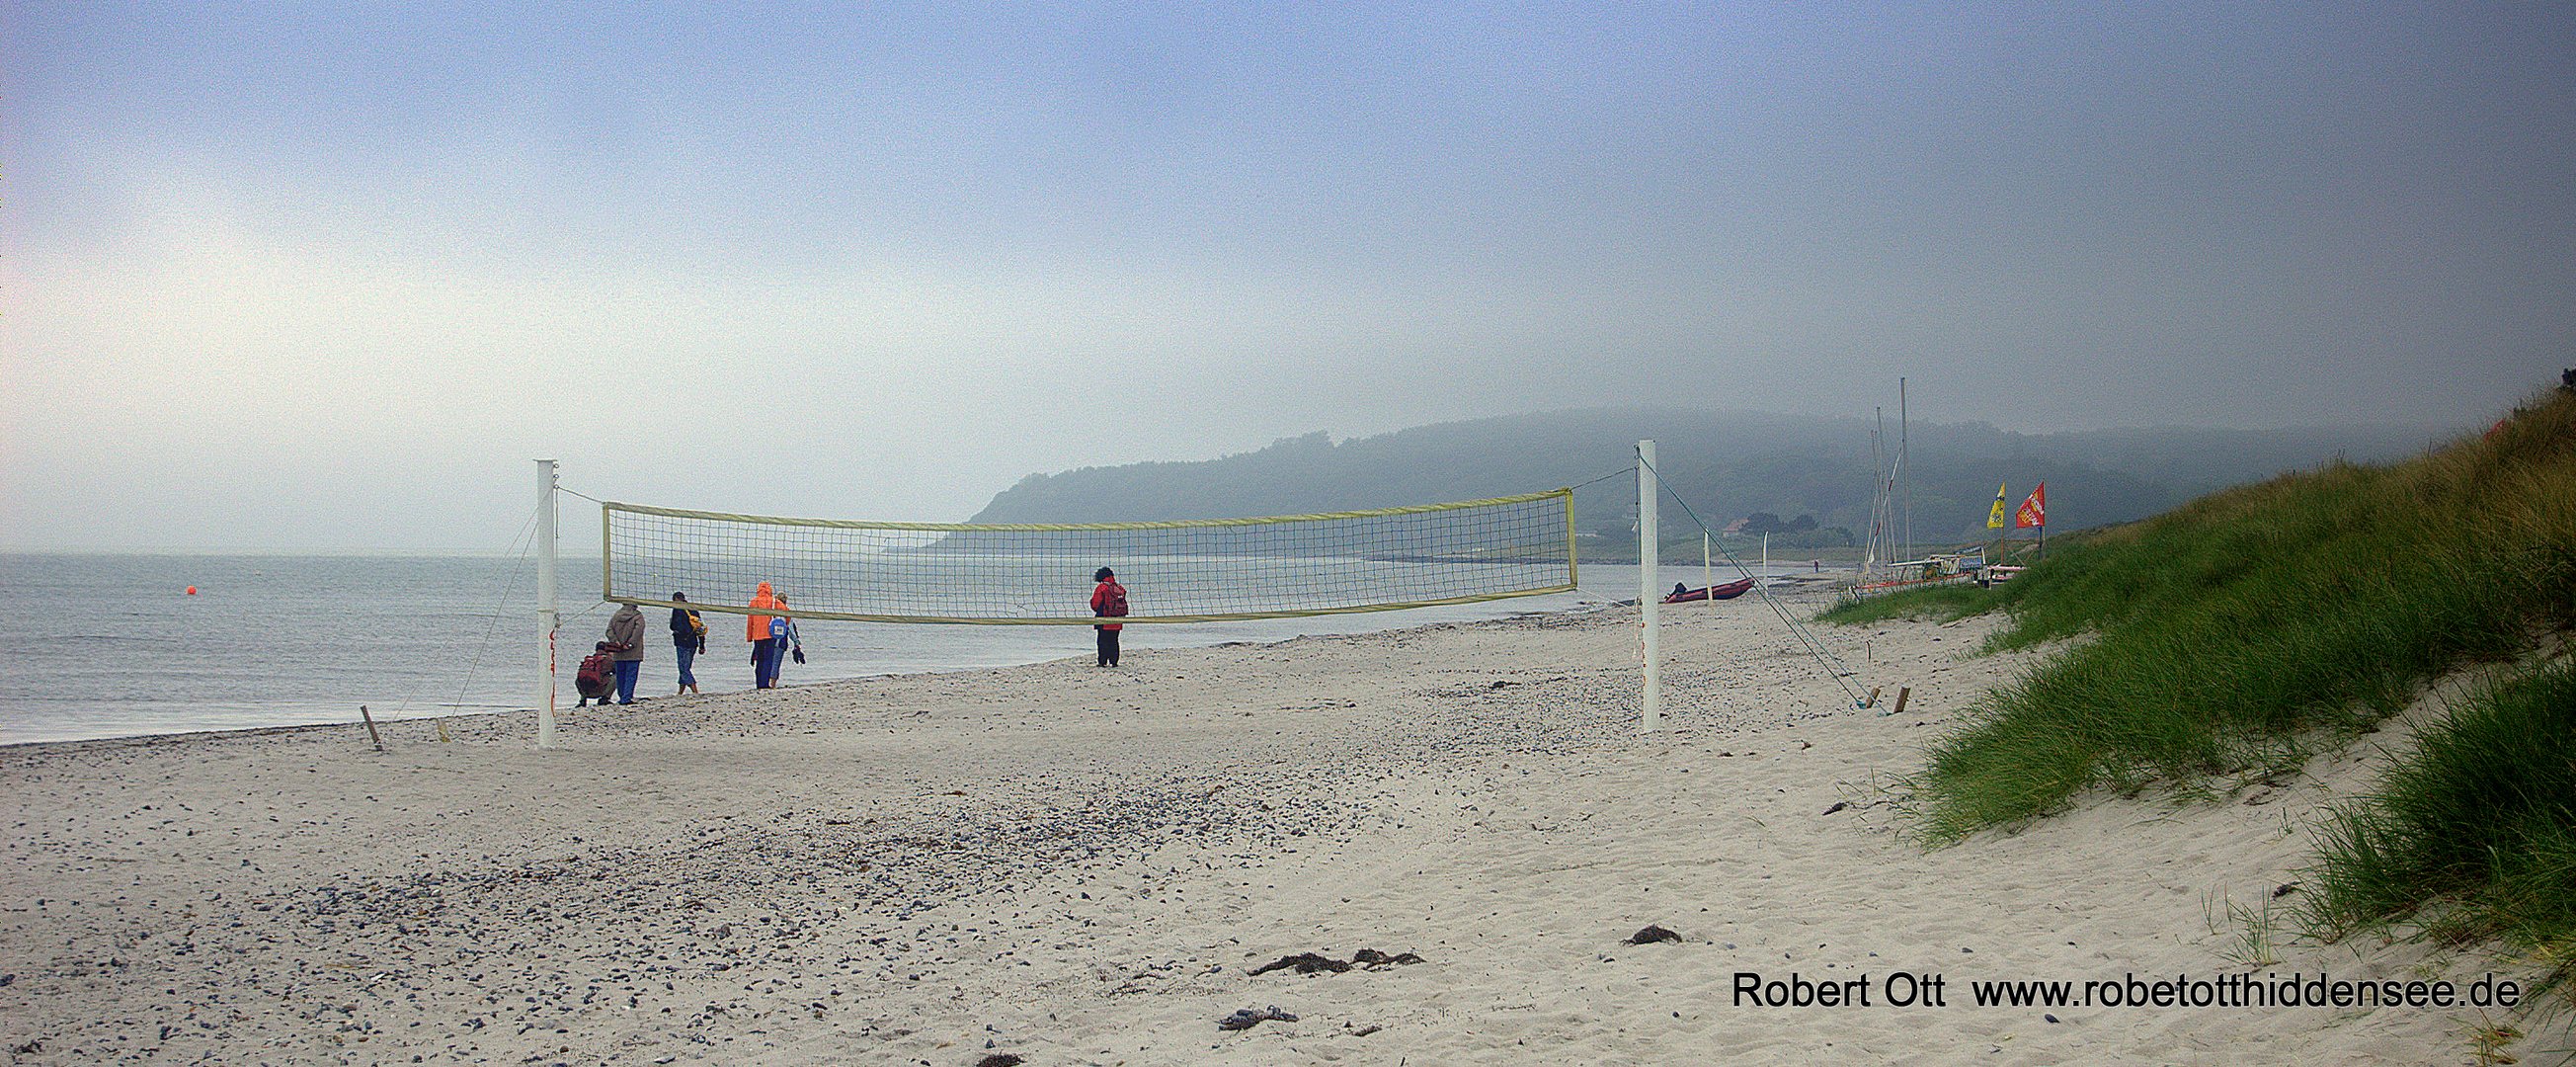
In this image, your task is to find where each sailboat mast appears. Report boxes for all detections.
[1875,407,1895,574]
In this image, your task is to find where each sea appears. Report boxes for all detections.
[0,552,1684,746]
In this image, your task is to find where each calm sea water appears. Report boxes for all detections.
[0,553,1628,745]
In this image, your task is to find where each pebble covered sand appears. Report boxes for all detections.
[0,594,2527,1065]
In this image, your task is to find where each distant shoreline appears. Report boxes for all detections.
[0,579,1639,749]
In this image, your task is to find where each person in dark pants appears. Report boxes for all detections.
[769,594,802,685]
[1089,566,1127,667]
[604,602,646,704]
[747,581,781,689]
[669,592,706,695]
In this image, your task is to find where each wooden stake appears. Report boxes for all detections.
[1892,687,1912,716]
[1864,686,1883,708]
[359,704,384,753]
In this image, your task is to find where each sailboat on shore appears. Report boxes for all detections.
[1850,378,1986,597]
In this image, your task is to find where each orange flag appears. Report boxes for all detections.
[2014,483,2048,529]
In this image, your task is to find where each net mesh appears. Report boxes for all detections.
[603,490,1577,624]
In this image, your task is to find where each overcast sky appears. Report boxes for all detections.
[4,3,2568,551]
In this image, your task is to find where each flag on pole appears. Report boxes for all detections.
[1986,483,2010,529]
[2014,482,2048,529]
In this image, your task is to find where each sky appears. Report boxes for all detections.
[3,2,2570,551]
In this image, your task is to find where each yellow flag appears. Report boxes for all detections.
[1986,483,2010,529]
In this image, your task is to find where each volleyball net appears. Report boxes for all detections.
[601,489,1577,624]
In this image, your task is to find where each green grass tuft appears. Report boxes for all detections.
[2304,660,2576,993]
[1818,582,1998,625]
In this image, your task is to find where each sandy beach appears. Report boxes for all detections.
[0,594,2518,1065]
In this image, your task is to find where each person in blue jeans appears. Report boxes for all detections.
[604,602,646,704]
[748,582,781,689]
[764,594,802,686]
[669,592,706,695]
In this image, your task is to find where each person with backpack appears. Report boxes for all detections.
[1089,566,1127,667]
[575,642,617,705]
[669,592,706,696]
[770,594,804,684]
[604,602,646,704]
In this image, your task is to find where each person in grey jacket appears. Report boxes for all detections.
[604,603,647,705]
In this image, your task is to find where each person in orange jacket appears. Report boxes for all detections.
[747,582,782,689]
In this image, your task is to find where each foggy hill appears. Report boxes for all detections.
[966,408,2454,552]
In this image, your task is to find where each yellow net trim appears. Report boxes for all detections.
[603,488,1577,626]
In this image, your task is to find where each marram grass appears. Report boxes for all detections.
[1828,387,2576,844]
[1834,388,2576,1025]
[2304,660,2576,996]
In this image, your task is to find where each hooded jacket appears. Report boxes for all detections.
[746,582,779,643]
[605,604,646,662]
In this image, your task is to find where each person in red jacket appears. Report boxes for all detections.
[1089,567,1127,667]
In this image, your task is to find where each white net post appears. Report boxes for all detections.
[1638,440,1659,733]
[535,458,559,750]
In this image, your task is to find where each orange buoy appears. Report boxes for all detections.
[185,586,198,596]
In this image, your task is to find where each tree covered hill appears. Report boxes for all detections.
[966,408,2450,553]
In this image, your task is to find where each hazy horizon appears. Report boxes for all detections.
[5,4,2567,551]
[0,404,2472,555]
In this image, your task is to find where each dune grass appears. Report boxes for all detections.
[1821,582,1995,625]
[1818,386,2576,1027]
[1824,387,2576,844]
[2306,661,2576,959]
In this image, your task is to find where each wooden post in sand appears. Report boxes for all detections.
[1893,687,1912,716]
[359,704,384,753]
[1638,440,1660,732]
[1703,532,1713,612]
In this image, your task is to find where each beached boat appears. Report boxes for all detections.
[1662,577,1756,603]
[1852,552,1984,596]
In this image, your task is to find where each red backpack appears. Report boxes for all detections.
[575,644,614,698]
[1098,581,1128,617]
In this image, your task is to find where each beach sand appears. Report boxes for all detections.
[0,595,2522,1065]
